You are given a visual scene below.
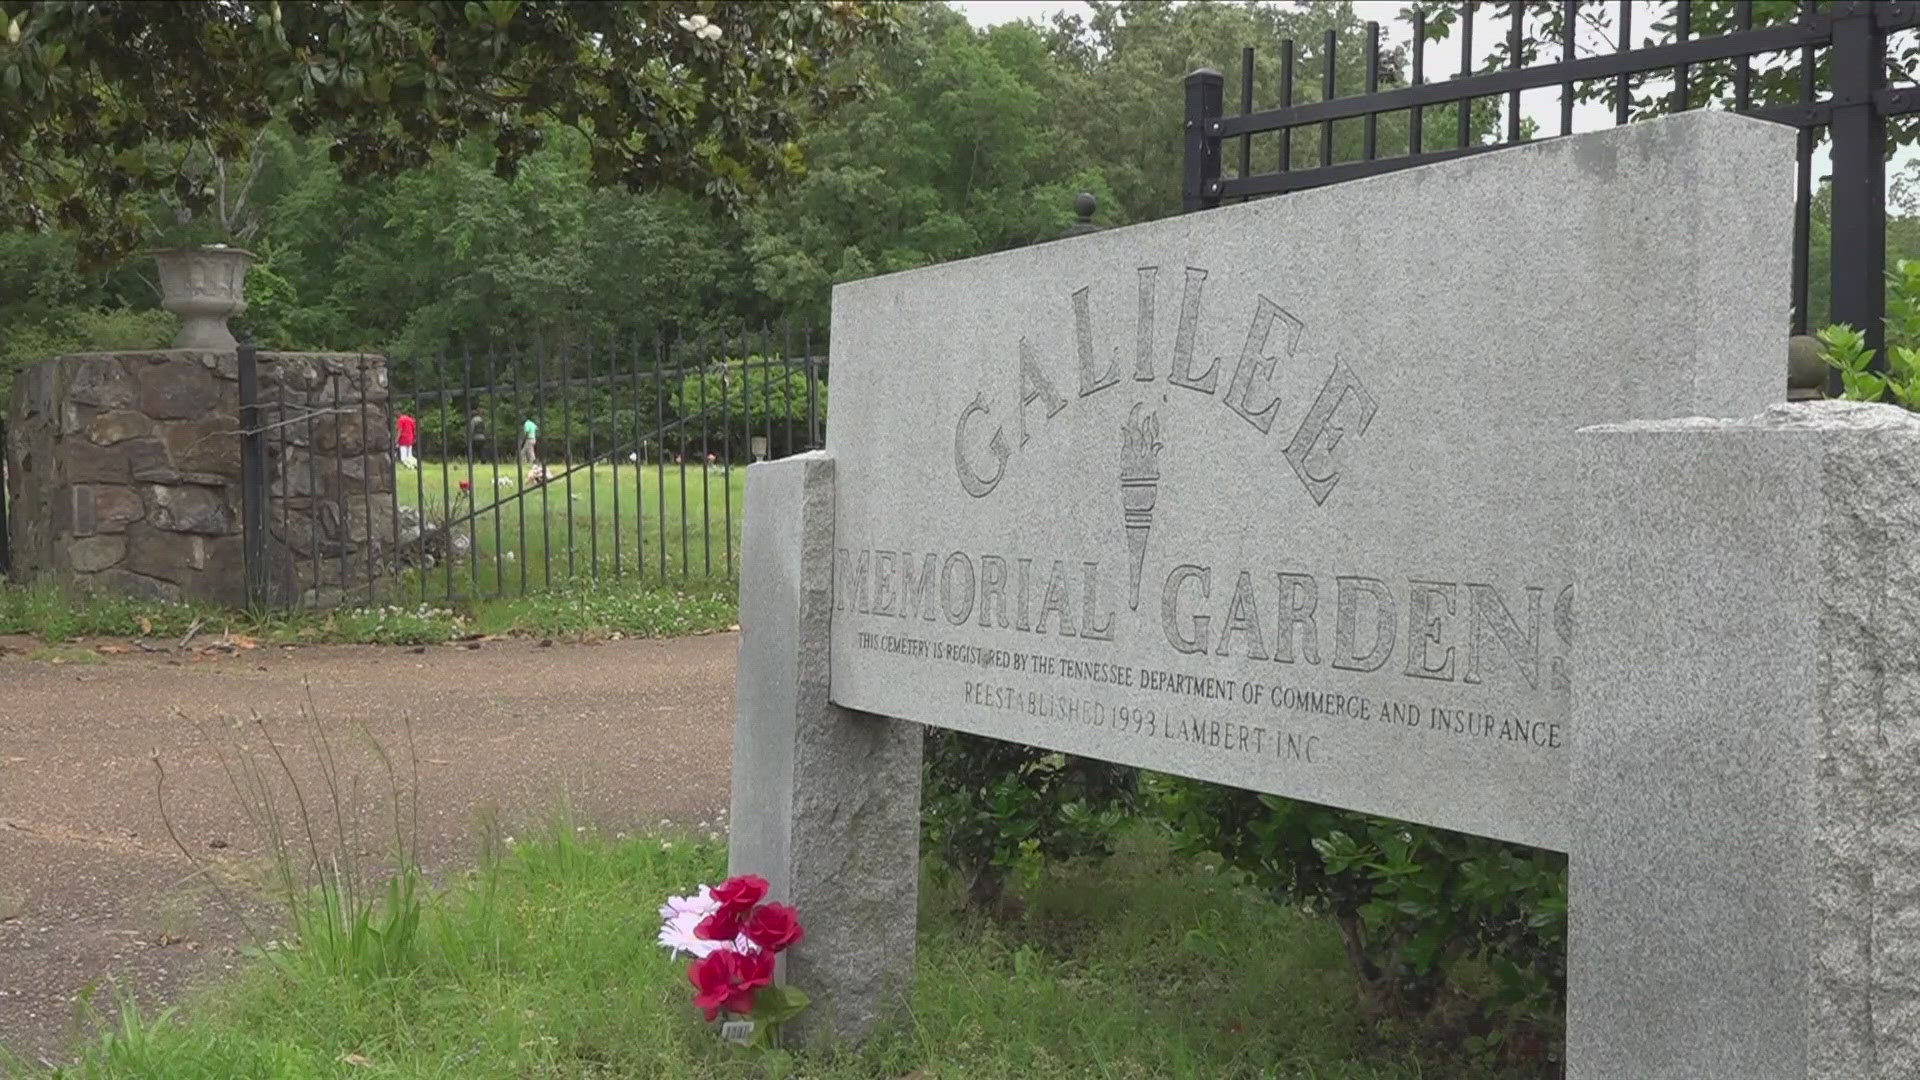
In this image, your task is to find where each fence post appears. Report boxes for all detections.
[238,335,270,606]
[1183,68,1224,213]
[1826,2,1887,393]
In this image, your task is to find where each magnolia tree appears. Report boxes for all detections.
[0,0,899,264]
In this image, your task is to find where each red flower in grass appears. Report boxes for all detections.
[458,479,472,492]
[743,902,804,953]
[687,948,775,1021]
[710,874,769,913]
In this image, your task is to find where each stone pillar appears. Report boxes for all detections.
[4,351,248,604]
[728,451,922,1046]
[3,350,393,608]
[1571,401,1920,1079]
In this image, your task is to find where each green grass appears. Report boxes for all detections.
[394,457,745,595]
[0,576,736,647]
[12,827,1511,1079]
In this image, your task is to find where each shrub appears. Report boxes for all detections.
[921,730,1137,913]
[1153,777,1566,1067]
[1820,258,1920,408]
[672,357,824,461]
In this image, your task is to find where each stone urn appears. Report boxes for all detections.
[153,245,254,350]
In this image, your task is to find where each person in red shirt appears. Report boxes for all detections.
[396,412,418,469]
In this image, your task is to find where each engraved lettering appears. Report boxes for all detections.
[1015,557,1035,632]
[871,550,897,616]
[1134,266,1158,382]
[1074,286,1120,397]
[1223,296,1302,434]
[836,548,871,614]
[978,555,1010,628]
[1081,560,1115,641]
[1551,584,1574,691]
[1274,572,1320,665]
[941,552,976,625]
[1018,337,1068,447]
[1332,575,1395,672]
[900,552,940,622]
[1162,564,1212,654]
[1403,580,1459,681]
[1216,570,1270,660]
[955,394,1010,498]
[1465,583,1542,690]
[1167,267,1218,393]
[1037,560,1077,637]
[1283,360,1377,505]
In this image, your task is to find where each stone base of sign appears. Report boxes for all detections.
[1573,401,1920,1079]
[728,452,922,1046]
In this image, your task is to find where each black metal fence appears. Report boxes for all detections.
[236,325,826,609]
[1181,0,1920,381]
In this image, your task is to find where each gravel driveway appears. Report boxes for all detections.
[0,632,738,1064]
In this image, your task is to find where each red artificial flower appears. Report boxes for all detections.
[458,479,472,492]
[694,906,745,942]
[687,948,775,1021]
[711,874,769,913]
[743,902,805,953]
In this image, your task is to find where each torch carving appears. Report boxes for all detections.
[1119,403,1162,612]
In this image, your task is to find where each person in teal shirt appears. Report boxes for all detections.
[520,417,538,464]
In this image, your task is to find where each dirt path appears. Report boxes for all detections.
[0,633,738,1065]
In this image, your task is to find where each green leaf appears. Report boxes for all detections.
[750,985,811,1025]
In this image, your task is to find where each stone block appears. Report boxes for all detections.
[729,453,922,1047]
[132,466,230,487]
[819,111,1791,852]
[122,523,208,582]
[85,485,144,535]
[196,350,241,380]
[1571,401,1920,1080]
[159,414,241,475]
[85,567,182,604]
[62,356,136,410]
[135,358,220,420]
[88,410,156,446]
[53,437,136,485]
[142,483,235,536]
[67,535,127,573]
[193,536,250,607]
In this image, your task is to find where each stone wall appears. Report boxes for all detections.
[255,354,396,607]
[3,350,393,608]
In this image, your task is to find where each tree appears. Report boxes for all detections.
[1046,0,1500,225]
[746,5,1102,323]
[0,0,899,264]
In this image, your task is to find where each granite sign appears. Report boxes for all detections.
[821,110,1784,853]
[729,112,1920,1078]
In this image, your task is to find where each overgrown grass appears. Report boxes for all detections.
[0,577,736,648]
[14,826,1508,1079]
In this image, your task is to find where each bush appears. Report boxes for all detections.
[672,357,823,461]
[0,306,174,402]
[1153,777,1566,1068]
[920,730,1137,913]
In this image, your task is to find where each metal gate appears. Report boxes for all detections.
[236,325,827,609]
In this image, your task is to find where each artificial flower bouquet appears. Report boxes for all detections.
[658,874,808,1045]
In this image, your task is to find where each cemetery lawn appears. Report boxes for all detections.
[394,458,745,591]
[20,827,1512,1080]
